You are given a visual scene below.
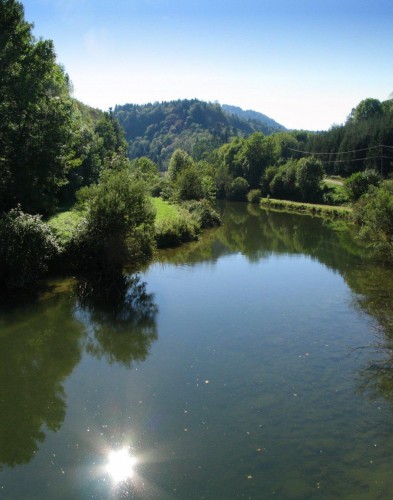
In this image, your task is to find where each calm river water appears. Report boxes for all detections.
[1,202,393,499]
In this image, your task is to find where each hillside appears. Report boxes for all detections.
[114,99,285,168]
[222,104,286,132]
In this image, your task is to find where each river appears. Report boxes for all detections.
[1,202,393,499]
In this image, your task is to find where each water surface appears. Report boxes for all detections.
[1,203,393,499]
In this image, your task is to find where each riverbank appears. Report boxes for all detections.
[260,197,353,219]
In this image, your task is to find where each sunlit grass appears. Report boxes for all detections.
[260,197,352,219]
[150,197,180,223]
[47,210,84,246]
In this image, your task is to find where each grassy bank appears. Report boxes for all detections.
[260,197,353,219]
[150,197,181,222]
[152,197,221,248]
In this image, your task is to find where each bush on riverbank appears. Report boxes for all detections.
[0,207,59,289]
[155,210,200,248]
[153,197,221,247]
[67,169,156,272]
[354,180,393,259]
[182,199,222,229]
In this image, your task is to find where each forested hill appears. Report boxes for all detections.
[114,99,285,168]
[222,104,286,132]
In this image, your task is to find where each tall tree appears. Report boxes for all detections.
[0,0,76,214]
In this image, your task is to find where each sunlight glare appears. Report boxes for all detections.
[106,447,136,483]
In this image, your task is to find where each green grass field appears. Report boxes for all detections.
[150,197,181,223]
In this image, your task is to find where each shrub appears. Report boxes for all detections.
[155,211,200,248]
[183,199,222,228]
[296,156,325,202]
[70,169,155,271]
[150,177,166,197]
[227,177,249,201]
[260,166,278,196]
[344,169,381,201]
[176,166,204,201]
[354,180,393,258]
[0,207,59,289]
[247,189,261,204]
[47,210,84,249]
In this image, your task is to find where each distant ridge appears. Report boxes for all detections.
[222,104,286,131]
[114,99,285,168]
[388,92,393,100]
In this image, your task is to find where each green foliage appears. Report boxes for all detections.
[155,210,200,248]
[322,182,349,206]
[227,177,250,201]
[70,168,155,271]
[350,98,383,123]
[167,149,194,182]
[47,210,84,248]
[344,169,381,201]
[150,197,180,222]
[260,198,353,219]
[268,160,299,200]
[0,0,77,214]
[247,189,262,204]
[221,104,286,132]
[176,165,204,201]
[260,166,279,196]
[182,199,222,228]
[296,156,325,201]
[0,207,59,289]
[260,157,325,203]
[354,180,393,258]
[94,110,127,161]
[304,97,393,177]
[114,99,284,169]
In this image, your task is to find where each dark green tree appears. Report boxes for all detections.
[354,180,393,259]
[227,177,250,201]
[0,207,59,289]
[0,0,76,214]
[350,98,382,123]
[167,149,194,182]
[71,164,156,271]
[344,169,381,201]
[176,165,204,201]
[296,156,325,202]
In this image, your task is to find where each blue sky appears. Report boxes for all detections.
[22,0,393,130]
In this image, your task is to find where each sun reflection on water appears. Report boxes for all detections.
[106,447,137,483]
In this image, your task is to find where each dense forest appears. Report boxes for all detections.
[114,100,285,168]
[221,104,286,132]
[304,97,393,176]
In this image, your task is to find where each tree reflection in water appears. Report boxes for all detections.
[0,273,158,468]
[351,264,393,404]
[75,273,158,367]
[0,294,82,468]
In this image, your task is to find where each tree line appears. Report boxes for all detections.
[114,99,285,169]
[1,0,392,291]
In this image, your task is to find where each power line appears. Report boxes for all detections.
[288,144,393,156]
[320,155,393,164]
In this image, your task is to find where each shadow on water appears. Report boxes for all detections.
[0,272,158,468]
